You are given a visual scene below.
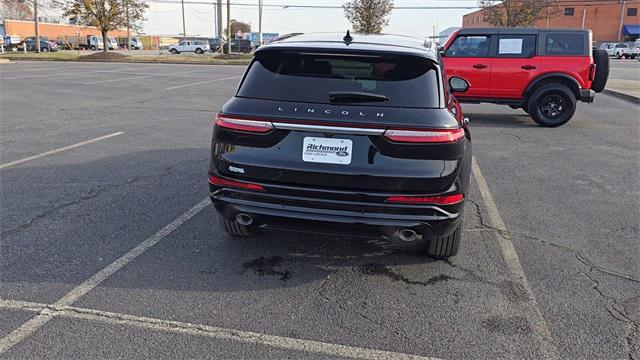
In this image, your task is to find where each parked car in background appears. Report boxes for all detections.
[223,39,253,53]
[441,28,609,127]
[108,37,119,50]
[613,42,639,59]
[168,40,210,54]
[598,42,617,56]
[23,38,58,52]
[116,36,143,50]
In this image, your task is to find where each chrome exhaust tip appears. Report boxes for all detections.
[397,229,418,242]
[235,213,253,226]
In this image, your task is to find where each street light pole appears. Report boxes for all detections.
[618,0,625,42]
[126,0,131,50]
[181,0,187,40]
[258,0,263,46]
[227,0,231,54]
[34,0,40,53]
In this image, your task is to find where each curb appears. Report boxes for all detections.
[603,89,640,104]
[0,56,251,66]
[0,59,11,64]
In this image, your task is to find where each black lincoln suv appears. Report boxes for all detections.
[209,32,472,259]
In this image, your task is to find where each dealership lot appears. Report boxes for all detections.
[1,60,638,359]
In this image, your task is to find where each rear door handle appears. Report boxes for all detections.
[472,64,488,69]
[521,65,537,70]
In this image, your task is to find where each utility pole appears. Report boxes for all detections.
[126,0,131,50]
[258,0,263,46]
[618,0,625,42]
[227,0,231,54]
[181,0,187,40]
[34,0,40,53]
[216,0,223,40]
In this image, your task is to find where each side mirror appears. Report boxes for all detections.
[438,45,445,56]
[449,76,470,93]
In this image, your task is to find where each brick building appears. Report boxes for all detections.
[462,0,640,42]
[2,19,127,39]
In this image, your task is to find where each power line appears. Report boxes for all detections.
[146,1,481,9]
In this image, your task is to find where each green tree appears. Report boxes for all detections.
[63,0,147,52]
[343,0,393,34]
[479,0,559,27]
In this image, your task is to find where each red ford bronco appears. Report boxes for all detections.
[441,28,609,127]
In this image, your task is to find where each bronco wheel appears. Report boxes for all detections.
[527,84,576,127]
[170,48,179,54]
[423,223,461,259]
[195,48,203,54]
[221,217,256,237]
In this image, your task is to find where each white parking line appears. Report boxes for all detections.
[2,67,142,80]
[0,299,438,360]
[165,75,241,90]
[0,198,211,354]
[0,132,124,169]
[0,67,65,73]
[82,73,167,85]
[471,157,559,360]
[81,69,210,85]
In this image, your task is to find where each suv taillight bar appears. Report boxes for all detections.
[209,174,265,191]
[589,64,596,81]
[386,193,464,205]
[383,128,465,143]
[215,114,274,133]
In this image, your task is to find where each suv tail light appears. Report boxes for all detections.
[215,114,274,133]
[386,193,464,205]
[589,64,596,81]
[383,128,465,143]
[209,174,264,191]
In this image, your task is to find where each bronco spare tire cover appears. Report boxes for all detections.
[591,49,609,93]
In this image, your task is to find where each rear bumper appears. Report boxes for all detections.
[209,182,464,240]
[580,89,595,103]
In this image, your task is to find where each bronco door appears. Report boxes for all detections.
[490,34,540,99]
[442,34,493,98]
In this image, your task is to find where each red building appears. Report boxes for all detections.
[462,0,640,42]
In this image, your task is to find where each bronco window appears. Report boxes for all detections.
[445,35,490,57]
[237,51,440,108]
[545,33,584,55]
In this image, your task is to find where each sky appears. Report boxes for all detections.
[141,0,479,38]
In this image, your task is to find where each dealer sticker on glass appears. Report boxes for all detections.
[302,137,353,165]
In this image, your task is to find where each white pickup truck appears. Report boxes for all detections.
[168,40,210,54]
[613,42,639,59]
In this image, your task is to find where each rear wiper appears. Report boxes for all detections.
[329,91,389,103]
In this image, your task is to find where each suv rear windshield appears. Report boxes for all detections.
[237,51,440,108]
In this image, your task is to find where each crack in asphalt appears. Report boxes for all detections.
[500,130,523,141]
[359,263,456,286]
[583,268,639,360]
[467,199,639,359]
[315,275,419,346]
[466,200,639,283]
[1,157,208,236]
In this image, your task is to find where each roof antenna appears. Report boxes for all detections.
[343,30,353,44]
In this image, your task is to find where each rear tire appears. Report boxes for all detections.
[591,49,609,93]
[195,48,203,54]
[527,83,576,127]
[424,224,461,259]
[221,217,255,237]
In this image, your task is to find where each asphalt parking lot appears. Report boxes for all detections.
[1,60,638,359]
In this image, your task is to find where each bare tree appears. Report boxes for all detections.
[343,0,393,34]
[1,0,33,20]
[229,19,251,37]
[63,0,147,52]
[479,0,559,27]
